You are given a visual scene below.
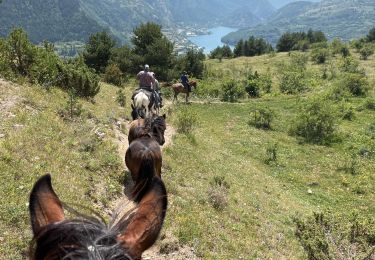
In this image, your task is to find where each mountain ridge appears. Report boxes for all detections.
[222,0,375,45]
[0,0,275,44]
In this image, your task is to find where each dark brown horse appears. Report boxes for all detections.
[29,174,167,260]
[128,114,166,145]
[170,80,197,103]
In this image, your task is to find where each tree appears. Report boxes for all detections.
[131,22,174,80]
[366,27,375,42]
[6,28,36,76]
[83,31,116,73]
[234,39,244,57]
[132,23,164,56]
[176,49,205,79]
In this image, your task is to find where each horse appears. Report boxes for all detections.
[128,114,167,145]
[131,91,158,120]
[29,174,167,260]
[170,80,197,103]
[125,115,166,200]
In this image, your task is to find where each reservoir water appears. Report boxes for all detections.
[187,26,238,54]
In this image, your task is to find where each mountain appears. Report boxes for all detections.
[0,0,275,44]
[0,0,104,43]
[269,0,320,8]
[222,0,375,45]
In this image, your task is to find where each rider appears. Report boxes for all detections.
[135,64,161,108]
[152,72,163,108]
[180,71,191,92]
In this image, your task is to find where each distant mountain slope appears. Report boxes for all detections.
[0,0,276,44]
[0,0,105,43]
[222,0,375,45]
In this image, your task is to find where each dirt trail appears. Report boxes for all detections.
[111,113,198,259]
[0,79,21,122]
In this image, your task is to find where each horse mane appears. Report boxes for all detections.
[30,216,131,259]
[30,177,168,260]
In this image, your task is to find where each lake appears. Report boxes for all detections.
[187,26,238,54]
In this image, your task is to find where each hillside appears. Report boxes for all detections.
[0,0,275,44]
[1,47,375,258]
[222,0,375,45]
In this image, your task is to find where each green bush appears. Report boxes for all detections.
[295,212,375,260]
[365,98,375,110]
[245,72,261,97]
[103,63,123,86]
[29,42,62,88]
[342,73,369,97]
[359,44,374,60]
[279,53,307,94]
[175,106,198,134]
[279,70,306,94]
[57,58,100,98]
[290,99,337,144]
[221,80,245,102]
[338,56,362,74]
[265,143,278,165]
[116,89,126,107]
[5,28,36,76]
[249,108,274,129]
[311,47,329,64]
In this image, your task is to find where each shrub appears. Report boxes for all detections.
[116,89,126,107]
[57,58,100,97]
[359,44,374,60]
[338,56,362,74]
[29,42,62,88]
[290,99,337,144]
[57,89,83,119]
[249,108,274,129]
[279,70,306,94]
[5,28,36,76]
[265,143,278,165]
[245,72,261,97]
[104,63,123,86]
[260,71,273,93]
[175,106,198,134]
[295,212,375,260]
[208,176,229,210]
[311,48,329,64]
[342,73,369,97]
[365,98,375,110]
[338,102,355,121]
[221,80,245,102]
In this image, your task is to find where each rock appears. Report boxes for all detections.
[0,133,5,138]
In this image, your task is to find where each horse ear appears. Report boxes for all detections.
[29,174,65,235]
[162,114,166,119]
[117,179,167,259]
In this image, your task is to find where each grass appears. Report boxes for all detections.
[1,50,375,258]
[0,82,132,258]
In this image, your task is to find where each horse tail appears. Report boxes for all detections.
[132,149,156,203]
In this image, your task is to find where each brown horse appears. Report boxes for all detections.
[128,114,166,145]
[170,80,197,103]
[29,174,167,260]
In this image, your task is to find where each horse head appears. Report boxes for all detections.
[29,174,167,260]
[149,114,167,145]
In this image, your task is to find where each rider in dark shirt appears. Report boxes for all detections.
[180,71,191,92]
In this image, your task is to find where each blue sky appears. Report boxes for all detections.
[269,0,320,8]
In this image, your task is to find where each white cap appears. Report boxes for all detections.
[144,64,150,71]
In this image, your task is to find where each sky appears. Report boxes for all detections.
[269,0,320,9]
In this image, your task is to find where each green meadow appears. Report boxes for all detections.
[1,50,375,259]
